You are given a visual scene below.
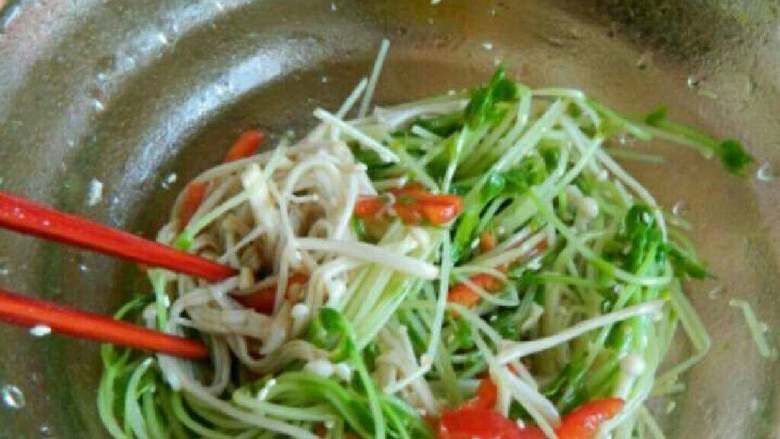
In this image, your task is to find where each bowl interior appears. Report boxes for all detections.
[0,0,778,437]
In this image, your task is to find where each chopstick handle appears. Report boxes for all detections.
[0,288,209,359]
[0,191,235,281]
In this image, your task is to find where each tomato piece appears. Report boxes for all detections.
[480,231,497,253]
[417,195,464,225]
[447,272,504,307]
[178,182,208,229]
[448,233,549,308]
[224,129,265,162]
[394,203,424,225]
[353,185,464,227]
[467,377,498,409]
[447,283,482,308]
[438,407,538,439]
[354,196,386,218]
[556,398,623,439]
[234,273,308,314]
[438,397,623,439]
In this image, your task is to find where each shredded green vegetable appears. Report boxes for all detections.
[98,57,750,438]
[729,299,778,361]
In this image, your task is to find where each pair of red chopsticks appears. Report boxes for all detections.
[0,191,237,360]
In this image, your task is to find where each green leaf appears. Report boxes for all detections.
[490,310,519,340]
[173,233,192,251]
[415,112,464,137]
[351,216,369,242]
[644,106,668,126]
[464,67,519,129]
[503,155,548,193]
[540,146,561,170]
[452,210,480,261]
[718,139,753,175]
[622,205,665,273]
[641,107,754,176]
[666,242,712,279]
[480,173,506,203]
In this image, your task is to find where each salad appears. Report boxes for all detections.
[98,42,752,439]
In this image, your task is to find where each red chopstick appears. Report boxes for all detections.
[0,287,209,359]
[0,191,235,281]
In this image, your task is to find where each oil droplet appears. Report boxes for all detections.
[161,173,177,189]
[1,384,25,410]
[756,162,776,182]
[482,41,493,51]
[321,75,329,83]
[78,263,89,273]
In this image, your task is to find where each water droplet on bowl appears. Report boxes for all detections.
[92,99,105,112]
[756,162,776,182]
[330,2,337,11]
[161,173,177,189]
[85,178,104,206]
[636,51,652,70]
[1,384,25,410]
[29,325,51,337]
[39,424,50,437]
[156,32,169,46]
[0,258,9,276]
[686,75,702,89]
[707,285,723,300]
[214,82,230,96]
[671,200,687,216]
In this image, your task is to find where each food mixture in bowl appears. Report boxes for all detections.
[97,43,753,439]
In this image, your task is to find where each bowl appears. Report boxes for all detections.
[0,0,778,437]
